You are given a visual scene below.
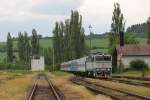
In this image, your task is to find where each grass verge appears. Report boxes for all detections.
[113,70,150,77]
[51,71,73,77]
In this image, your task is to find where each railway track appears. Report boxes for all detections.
[107,77,150,88]
[28,74,64,100]
[72,77,150,100]
[113,76,150,81]
[79,75,150,88]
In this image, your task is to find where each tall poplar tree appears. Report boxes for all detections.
[18,32,31,63]
[53,22,61,64]
[69,11,85,59]
[110,3,125,48]
[24,32,31,63]
[18,32,24,61]
[59,22,65,62]
[110,3,125,72]
[52,10,86,66]
[7,33,13,62]
[31,29,39,56]
[64,19,71,61]
[147,17,150,44]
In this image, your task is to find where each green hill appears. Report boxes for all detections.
[0,37,109,49]
[0,36,147,62]
[0,36,147,50]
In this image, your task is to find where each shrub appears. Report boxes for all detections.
[0,62,30,70]
[130,60,149,71]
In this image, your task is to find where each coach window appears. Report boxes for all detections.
[95,56,103,61]
[91,57,94,62]
[87,56,92,62]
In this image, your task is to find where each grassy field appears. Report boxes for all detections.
[0,37,147,49]
[0,71,35,100]
[0,37,109,49]
[0,37,147,62]
[0,52,6,63]
[113,70,150,77]
[51,71,73,77]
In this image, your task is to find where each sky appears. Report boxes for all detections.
[0,0,150,41]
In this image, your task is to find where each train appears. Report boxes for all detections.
[60,53,112,77]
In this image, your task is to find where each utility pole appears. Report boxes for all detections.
[53,47,55,71]
[89,25,92,52]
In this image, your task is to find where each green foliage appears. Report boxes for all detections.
[109,3,125,72]
[130,60,149,71]
[42,48,52,65]
[124,32,139,44]
[0,36,146,54]
[112,48,117,72]
[53,22,61,64]
[7,33,13,62]
[69,11,85,59]
[53,10,86,66]
[109,2,125,50]
[127,22,147,36]
[31,29,39,55]
[113,70,150,77]
[147,17,150,44]
[130,60,149,77]
[51,71,71,76]
[18,32,24,61]
[18,32,31,63]
[109,3,139,73]
[24,32,31,63]
[111,3,125,42]
[0,62,30,70]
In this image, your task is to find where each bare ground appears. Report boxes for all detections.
[48,73,111,100]
[0,73,36,100]
[85,78,150,96]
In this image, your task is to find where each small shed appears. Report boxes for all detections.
[116,44,150,69]
[31,56,45,71]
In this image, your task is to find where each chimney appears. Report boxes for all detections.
[120,31,124,47]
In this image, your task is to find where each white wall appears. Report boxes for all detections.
[31,56,45,71]
[121,56,150,69]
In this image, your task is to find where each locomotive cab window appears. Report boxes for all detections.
[104,56,111,61]
[87,56,94,62]
[95,56,103,61]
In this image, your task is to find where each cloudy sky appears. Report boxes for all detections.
[0,0,150,41]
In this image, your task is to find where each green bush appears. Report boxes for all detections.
[130,60,149,71]
[0,62,30,70]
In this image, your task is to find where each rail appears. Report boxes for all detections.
[28,74,63,100]
[72,77,150,100]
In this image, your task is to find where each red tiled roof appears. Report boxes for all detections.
[116,44,150,56]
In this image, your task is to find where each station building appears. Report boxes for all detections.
[116,44,150,69]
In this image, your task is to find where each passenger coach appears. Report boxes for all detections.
[61,53,112,77]
[61,54,112,77]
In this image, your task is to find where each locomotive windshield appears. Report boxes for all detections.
[95,56,111,61]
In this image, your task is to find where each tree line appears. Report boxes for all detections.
[4,3,150,71]
[5,29,53,70]
[53,10,87,66]
[109,2,150,72]
[6,29,40,64]
[126,23,147,35]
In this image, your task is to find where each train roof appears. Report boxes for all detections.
[61,53,111,65]
[61,56,88,65]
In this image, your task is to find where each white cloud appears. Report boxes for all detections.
[78,0,150,34]
[0,0,82,41]
[0,0,150,41]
